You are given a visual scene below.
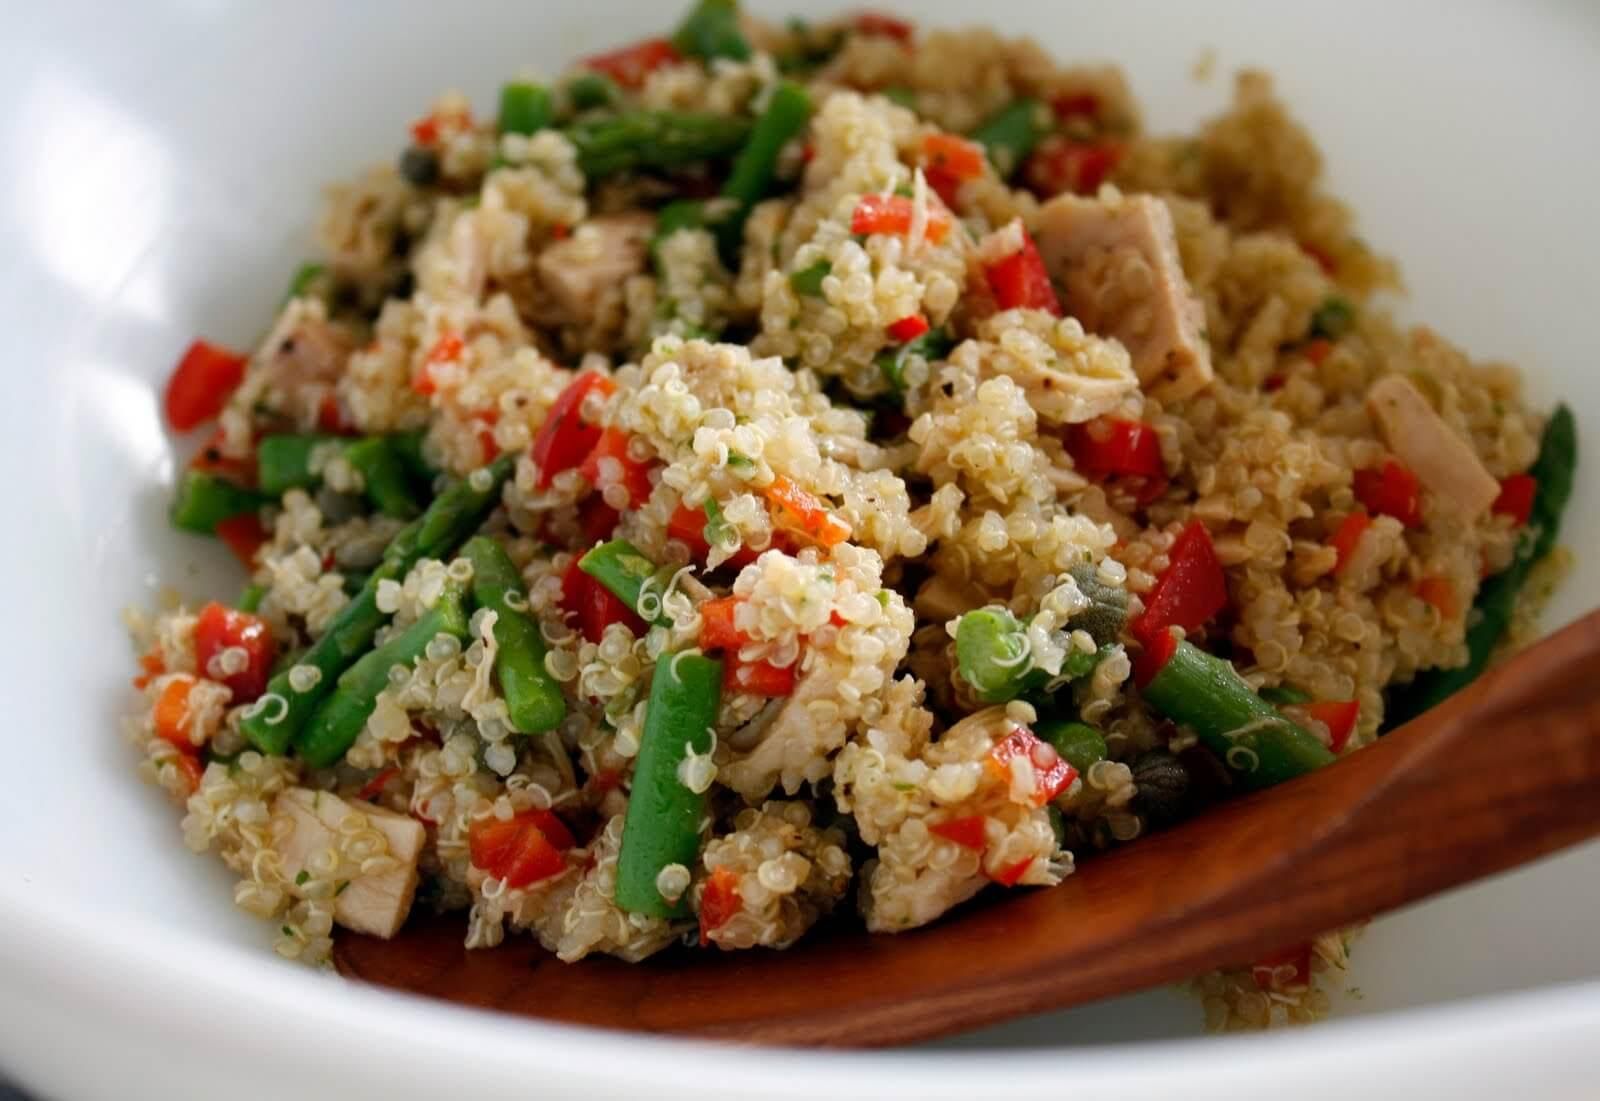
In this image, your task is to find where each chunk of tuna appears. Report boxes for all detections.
[273,788,425,939]
[1366,375,1499,519]
[536,212,654,318]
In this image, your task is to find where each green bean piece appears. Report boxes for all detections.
[344,437,422,519]
[614,652,724,916]
[341,570,371,596]
[170,471,264,534]
[463,536,566,735]
[1309,296,1355,340]
[970,98,1049,179]
[578,539,673,628]
[385,454,516,569]
[1141,639,1334,790]
[1035,719,1107,774]
[295,580,470,768]
[565,72,620,112]
[955,607,1043,704]
[1259,684,1312,707]
[564,110,752,178]
[882,86,917,109]
[715,80,812,261]
[1066,561,1129,647]
[789,259,831,297]
[257,434,339,497]
[1387,404,1577,725]
[876,327,951,392]
[285,262,327,301]
[388,428,435,486]
[238,582,267,614]
[671,0,750,61]
[498,81,553,136]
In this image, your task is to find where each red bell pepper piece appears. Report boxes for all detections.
[578,428,655,509]
[1303,338,1334,367]
[983,229,1061,315]
[985,728,1078,806]
[886,314,930,342]
[165,339,248,432]
[1353,458,1422,528]
[468,808,575,889]
[698,595,746,652]
[1023,138,1124,197]
[582,37,682,88]
[929,814,987,851]
[153,675,198,751]
[172,753,205,795]
[560,559,646,643]
[921,132,986,207]
[1065,417,1164,480]
[194,601,274,703]
[1051,91,1100,120]
[1492,473,1537,526]
[215,514,269,569]
[1134,626,1179,690]
[357,767,400,803]
[990,856,1035,887]
[188,427,256,486]
[724,655,797,697]
[764,475,851,547]
[1302,243,1338,276]
[1330,510,1371,574]
[580,500,622,546]
[531,372,617,488]
[1415,575,1458,620]
[849,193,951,244]
[698,865,742,945]
[853,11,914,41]
[1131,521,1228,645]
[1305,699,1358,754]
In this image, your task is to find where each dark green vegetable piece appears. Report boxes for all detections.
[398,146,440,187]
[295,579,470,768]
[1309,296,1355,340]
[238,582,267,614]
[565,72,620,112]
[286,262,327,301]
[970,98,1049,179]
[1259,684,1312,707]
[671,0,750,62]
[389,428,436,485]
[882,86,917,109]
[171,471,264,534]
[876,328,952,392]
[578,539,673,628]
[564,110,752,178]
[1130,749,1191,828]
[614,651,724,916]
[257,434,339,497]
[344,437,422,519]
[1067,561,1129,647]
[385,454,516,569]
[1035,719,1108,773]
[955,607,1041,703]
[1387,404,1577,725]
[462,536,566,735]
[498,81,552,135]
[1141,639,1334,790]
[789,259,831,297]
[714,80,812,261]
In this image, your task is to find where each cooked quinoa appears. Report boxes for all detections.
[129,1,1577,1034]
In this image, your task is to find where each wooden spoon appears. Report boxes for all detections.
[336,608,1600,1046]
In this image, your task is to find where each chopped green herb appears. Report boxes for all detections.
[1309,296,1355,340]
[285,262,326,301]
[281,925,295,937]
[726,451,755,468]
[874,589,891,607]
[789,259,832,297]
[294,870,310,887]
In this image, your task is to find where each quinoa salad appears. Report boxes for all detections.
[126,2,1577,1032]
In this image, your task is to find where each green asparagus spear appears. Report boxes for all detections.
[294,580,471,768]
[343,437,422,519]
[564,111,752,178]
[714,80,812,262]
[614,651,724,916]
[171,471,265,534]
[498,81,553,135]
[389,428,435,485]
[256,434,339,497]
[671,0,750,61]
[238,582,267,614]
[462,536,566,735]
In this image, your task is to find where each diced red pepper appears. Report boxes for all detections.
[560,559,646,643]
[921,132,986,207]
[413,332,464,396]
[580,500,622,546]
[698,865,742,946]
[886,314,930,342]
[985,728,1078,806]
[578,428,656,509]
[194,601,274,703]
[849,193,951,244]
[990,856,1035,887]
[132,649,165,690]
[1051,91,1100,120]
[1305,700,1359,754]
[1353,458,1422,528]
[357,767,400,802]
[1065,416,1165,480]
[930,814,987,851]
[188,427,256,485]
[667,502,758,568]
[1415,575,1458,620]
[1303,338,1334,367]
[1022,138,1124,197]
[172,753,205,795]
[531,372,617,488]
[764,475,852,548]
[854,11,914,41]
[1131,520,1228,646]
[1302,243,1338,276]
[582,37,682,88]
[317,393,353,434]
[1330,510,1371,574]
[724,655,798,697]
[984,229,1062,315]
[698,596,746,652]
[588,768,623,796]
[1134,627,1179,690]
[468,808,575,889]
[215,514,269,569]
[1252,943,1313,990]
[477,423,499,464]
[165,339,248,433]
[1492,473,1537,527]
[154,675,197,751]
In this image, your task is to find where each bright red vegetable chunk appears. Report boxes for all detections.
[699,865,742,945]
[1134,626,1179,690]
[215,514,269,569]
[724,655,797,697]
[921,132,986,207]
[1252,943,1312,991]
[357,767,400,803]
[1065,416,1164,480]
[1492,473,1537,527]
[1023,138,1124,197]
[930,814,987,851]
[1051,91,1100,120]
[985,728,1078,806]
[1353,458,1422,528]
[1330,510,1371,574]
[194,601,274,703]
[990,856,1035,887]
[468,808,575,889]
[413,331,464,396]
[849,193,951,244]
[172,753,205,795]
[531,372,617,488]
[580,500,622,546]
[165,340,248,433]
[886,314,930,342]
[699,595,746,652]
[1305,699,1358,754]
[410,108,472,147]
[1303,338,1334,367]
[764,475,852,548]
[854,11,914,41]
[560,559,646,643]
[1132,521,1228,646]
[1415,575,1458,620]
[579,428,655,509]
[582,37,682,88]
[153,675,198,751]
[984,229,1062,316]
[188,427,256,485]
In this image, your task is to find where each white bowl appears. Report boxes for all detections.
[2,1,1597,1097]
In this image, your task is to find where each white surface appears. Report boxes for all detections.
[0,1,1596,1098]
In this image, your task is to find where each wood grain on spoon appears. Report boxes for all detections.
[336,608,1600,1047]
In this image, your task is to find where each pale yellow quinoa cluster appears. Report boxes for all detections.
[125,11,1563,1034]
